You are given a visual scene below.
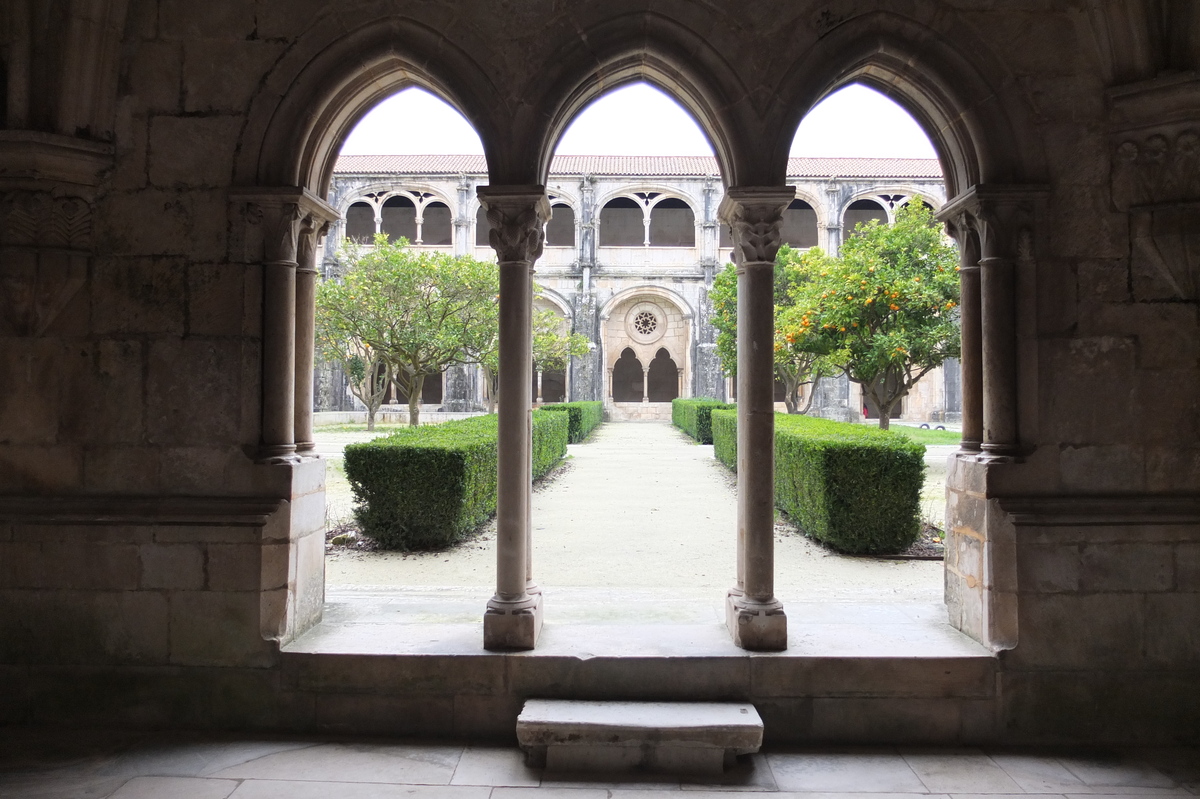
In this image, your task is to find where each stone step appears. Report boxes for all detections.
[516,699,763,774]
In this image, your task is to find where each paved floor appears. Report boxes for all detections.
[325,422,945,605]
[3,729,1197,798]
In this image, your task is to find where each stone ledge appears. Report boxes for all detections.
[1001,494,1200,526]
[0,495,282,526]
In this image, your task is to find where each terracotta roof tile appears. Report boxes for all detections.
[334,154,942,179]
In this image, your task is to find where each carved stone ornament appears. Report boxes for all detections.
[1111,128,1200,211]
[935,185,1047,263]
[0,190,92,336]
[227,187,340,266]
[718,188,795,265]
[478,187,551,263]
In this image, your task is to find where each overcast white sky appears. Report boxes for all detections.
[340,83,937,159]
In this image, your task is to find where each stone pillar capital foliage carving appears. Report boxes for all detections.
[936,185,1047,262]
[228,187,339,265]
[478,186,551,263]
[718,187,795,265]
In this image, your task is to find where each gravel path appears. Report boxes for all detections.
[325,422,943,604]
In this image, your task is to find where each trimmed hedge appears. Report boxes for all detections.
[672,398,735,444]
[344,410,568,550]
[540,401,603,443]
[711,410,926,555]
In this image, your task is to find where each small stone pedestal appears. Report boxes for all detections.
[517,699,763,775]
[726,592,787,651]
[483,593,543,650]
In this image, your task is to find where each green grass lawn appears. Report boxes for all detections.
[886,425,962,445]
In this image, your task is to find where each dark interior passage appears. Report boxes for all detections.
[612,348,644,401]
[647,348,679,402]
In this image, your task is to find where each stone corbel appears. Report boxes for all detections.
[1108,75,1200,301]
[0,189,94,337]
[717,187,796,265]
[477,186,551,264]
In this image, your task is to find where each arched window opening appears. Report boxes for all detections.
[475,206,489,246]
[345,201,376,243]
[393,371,444,406]
[533,368,567,403]
[647,348,680,402]
[843,198,888,236]
[781,199,818,248]
[612,348,644,402]
[545,204,575,246]
[902,198,935,213]
[648,198,695,247]
[719,223,732,249]
[381,195,417,242]
[422,201,453,245]
[600,197,644,246]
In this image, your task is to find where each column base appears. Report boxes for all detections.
[725,591,787,651]
[484,593,544,651]
[256,444,299,464]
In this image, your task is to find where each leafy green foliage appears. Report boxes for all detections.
[540,401,603,443]
[320,235,500,426]
[672,398,735,444]
[344,411,568,550]
[710,246,838,413]
[794,201,960,428]
[710,410,926,555]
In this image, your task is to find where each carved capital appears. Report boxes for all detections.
[718,187,795,264]
[228,187,339,265]
[0,190,93,249]
[937,185,1047,262]
[477,185,550,263]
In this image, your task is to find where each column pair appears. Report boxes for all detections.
[479,186,551,651]
[230,188,338,463]
[718,187,794,651]
[939,186,1045,459]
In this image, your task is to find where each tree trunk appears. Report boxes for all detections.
[780,369,800,414]
[408,372,425,426]
[481,364,497,413]
[799,376,821,415]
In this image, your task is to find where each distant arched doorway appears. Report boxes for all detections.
[647,348,680,401]
[611,348,644,402]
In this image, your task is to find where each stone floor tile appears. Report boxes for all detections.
[108,776,240,798]
[539,771,682,790]
[492,789,612,799]
[680,753,778,791]
[208,742,463,784]
[989,753,1088,792]
[450,747,540,787]
[228,781,490,799]
[1130,751,1200,786]
[0,773,127,799]
[767,752,928,793]
[903,753,1023,793]
[100,739,320,779]
[1060,757,1177,789]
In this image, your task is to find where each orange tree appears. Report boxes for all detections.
[710,245,836,413]
[794,201,959,429]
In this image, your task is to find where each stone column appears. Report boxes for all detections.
[607,367,614,399]
[642,366,650,403]
[479,186,550,651]
[718,186,793,651]
[945,215,983,452]
[979,253,1018,456]
[259,202,302,462]
[536,369,543,405]
[294,218,328,453]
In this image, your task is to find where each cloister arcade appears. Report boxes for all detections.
[323,155,948,421]
[3,0,1198,745]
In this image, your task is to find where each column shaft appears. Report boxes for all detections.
[261,259,297,459]
[959,263,983,452]
[737,261,776,602]
[642,367,649,403]
[980,257,1019,456]
[496,259,532,600]
[294,256,318,453]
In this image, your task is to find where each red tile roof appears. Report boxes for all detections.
[334,154,942,179]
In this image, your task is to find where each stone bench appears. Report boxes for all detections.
[515,699,764,774]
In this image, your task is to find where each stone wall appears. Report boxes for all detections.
[0,0,1197,743]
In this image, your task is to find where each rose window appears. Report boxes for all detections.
[633,310,658,336]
